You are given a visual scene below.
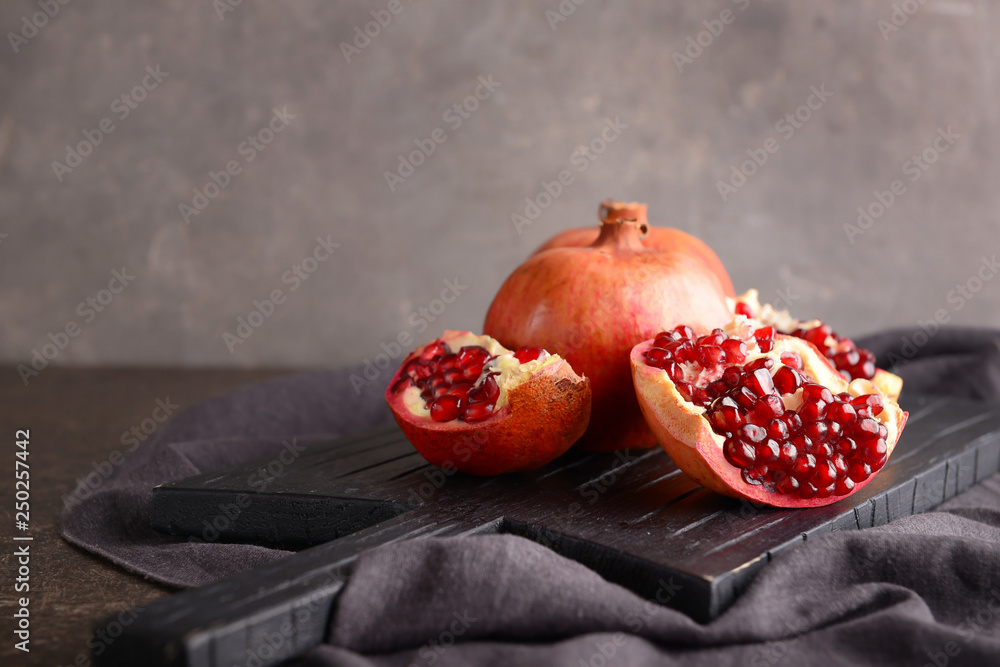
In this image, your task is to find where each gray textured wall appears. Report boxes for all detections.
[2,1,998,380]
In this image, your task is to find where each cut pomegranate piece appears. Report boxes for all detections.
[729,289,902,400]
[630,315,908,508]
[386,331,591,475]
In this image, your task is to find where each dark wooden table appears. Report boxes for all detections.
[0,366,295,665]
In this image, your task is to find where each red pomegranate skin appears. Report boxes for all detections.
[484,206,732,451]
[533,201,734,297]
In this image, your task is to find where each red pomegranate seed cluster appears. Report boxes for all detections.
[733,301,876,382]
[392,341,544,423]
[645,325,889,500]
[788,323,876,382]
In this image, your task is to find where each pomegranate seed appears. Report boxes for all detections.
[456,346,490,368]
[834,350,861,369]
[753,326,775,342]
[834,437,857,456]
[392,377,415,394]
[771,366,799,395]
[745,368,776,397]
[734,302,754,318]
[431,383,451,399]
[827,401,858,427]
[798,482,819,500]
[752,395,784,423]
[804,324,831,348]
[834,477,855,495]
[854,417,881,439]
[779,351,803,369]
[790,434,811,455]
[831,454,848,479]
[722,366,744,388]
[742,466,767,486]
[851,394,884,417]
[443,369,465,385]
[775,471,800,495]
[698,345,725,368]
[447,382,475,400]
[733,386,758,410]
[791,453,816,479]
[812,442,834,459]
[439,354,460,370]
[724,439,757,468]
[675,382,693,402]
[654,333,677,347]
[755,439,780,463]
[707,379,730,399]
[696,332,725,347]
[746,357,774,373]
[690,387,712,406]
[673,325,695,340]
[828,421,843,440]
[462,401,495,423]
[645,347,672,368]
[514,347,544,364]
[878,423,888,439]
[429,394,463,422]
[847,460,871,482]
[858,437,887,464]
[412,360,437,380]
[777,441,797,468]
[767,419,789,441]
[801,384,834,404]
[713,404,744,431]
[739,423,767,443]
[420,341,449,360]
[722,339,748,364]
[469,375,500,404]
[667,362,686,384]
[674,341,696,363]
[462,363,486,380]
[799,399,828,423]
[803,421,829,443]
[783,411,803,433]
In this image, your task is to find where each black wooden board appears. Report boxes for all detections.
[97,394,1000,667]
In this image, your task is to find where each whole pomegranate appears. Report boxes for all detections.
[631,317,907,508]
[484,201,732,451]
[386,330,591,475]
[534,200,735,297]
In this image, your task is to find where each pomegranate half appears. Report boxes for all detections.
[730,289,902,400]
[386,330,591,476]
[630,317,908,508]
[533,200,735,297]
[484,201,732,452]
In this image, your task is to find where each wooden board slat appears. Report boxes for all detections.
[97,394,1000,667]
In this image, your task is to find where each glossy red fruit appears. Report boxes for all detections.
[484,200,732,452]
[386,331,592,475]
[730,289,902,401]
[630,315,908,508]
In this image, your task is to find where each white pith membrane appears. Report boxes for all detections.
[398,331,560,420]
[633,316,906,502]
